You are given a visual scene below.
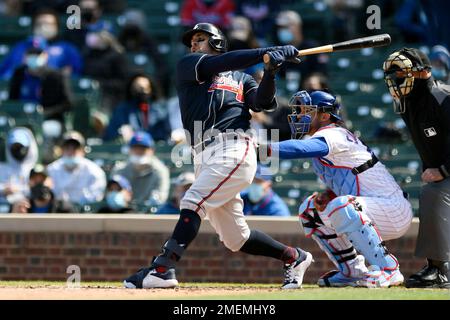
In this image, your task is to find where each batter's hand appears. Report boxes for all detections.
[264,50,285,74]
[265,45,301,63]
[421,168,444,183]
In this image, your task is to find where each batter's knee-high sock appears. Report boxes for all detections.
[153,209,201,269]
[171,209,202,247]
[240,230,306,264]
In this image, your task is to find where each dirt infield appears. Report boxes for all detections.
[0,282,448,300]
[0,283,279,300]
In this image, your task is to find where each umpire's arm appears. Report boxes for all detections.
[439,96,450,178]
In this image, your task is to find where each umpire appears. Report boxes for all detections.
[383,47,450,288]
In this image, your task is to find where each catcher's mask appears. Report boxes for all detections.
[383,48,431,113]
[287,90,341,139]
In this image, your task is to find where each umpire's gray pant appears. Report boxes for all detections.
[415,177,450,261]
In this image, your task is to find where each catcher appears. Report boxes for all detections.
[262,90,413,287]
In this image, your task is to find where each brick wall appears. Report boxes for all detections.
[0,217,425,283]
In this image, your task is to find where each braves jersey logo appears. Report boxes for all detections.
[208,75,244,103]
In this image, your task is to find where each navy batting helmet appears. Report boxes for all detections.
[287,90,341,139]
[182,23,228,53]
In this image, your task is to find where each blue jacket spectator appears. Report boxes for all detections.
[0,8,82,79]
[9,47,72,124]
[63,0,115,50]
[103,74,171,142]
[241,165,290,216]
[157,172,195,214]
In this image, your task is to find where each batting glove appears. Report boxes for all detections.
[265,45,301,63]
[264,50,285,75]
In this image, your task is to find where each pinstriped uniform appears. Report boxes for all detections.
[312,126,413,240]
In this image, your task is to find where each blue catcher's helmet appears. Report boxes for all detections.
[287,90,341,139]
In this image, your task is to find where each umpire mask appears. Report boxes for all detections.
[383,48,431,113]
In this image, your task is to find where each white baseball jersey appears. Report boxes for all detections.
[312,124,402,198]
[311,124,413,240]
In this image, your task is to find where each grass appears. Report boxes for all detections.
[0,281,448,300]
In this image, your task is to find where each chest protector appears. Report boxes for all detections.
[312,158,359,196]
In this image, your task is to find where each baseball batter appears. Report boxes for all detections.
[124,23,313,289]
[262,90,413,287]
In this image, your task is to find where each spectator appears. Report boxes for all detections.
[301,72,330,91]
[274,10,328,91]
[235,0,282,44]
[29,163,52,188]
[430,45,450,84]
[227,16,259,51]
[103,73,171,142]
[47,130,106,205]
[157,172,195,214]
[327,0,365,41]
[64,0,114,49]
[82,30,128,113]
[0,0,23,16]
[241,165,290,216]
[9,47,72,127]
[97,174,134,213]
[0,127,38,204]
[11,183,75,213]
[112,131,170,206]
[395,0,430,44]
[0,8,83,79]
[118,9,170,97]
[180,0,235,30]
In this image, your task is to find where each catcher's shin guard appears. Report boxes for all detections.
[326,196,398,270]
[299,197,366,278]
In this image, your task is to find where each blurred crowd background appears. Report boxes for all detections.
[0,0,448,215]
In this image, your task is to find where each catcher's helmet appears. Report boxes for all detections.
[182,23,228,53]
[287,90,341,139]
[383,47,431,113]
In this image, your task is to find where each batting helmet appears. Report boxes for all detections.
[287,90,341,139]
[182,23,228,53]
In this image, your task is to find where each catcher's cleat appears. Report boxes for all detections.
[123,266,178,289]
[317,270,362,287]
[282,249,313,289]
[356,265,404,288]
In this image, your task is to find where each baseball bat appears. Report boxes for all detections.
[263,33,391,63]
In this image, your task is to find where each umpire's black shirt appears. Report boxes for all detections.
[401,79,450,178]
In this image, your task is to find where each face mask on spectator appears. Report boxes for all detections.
[82,9,96,24]
[106,191,126,209]
[86,33,108,50]
[248,183,265,203]
[62,155,81,169]
[432,68,448,80]
[10,143,29,162]
[26,54,46,70]
[34,24,58,40]
[129,154,150,166]
[277,28,294,44]
[132,89,151,103]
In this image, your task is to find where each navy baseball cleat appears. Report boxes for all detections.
[123,266,179,289]
[282,249,313,289]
